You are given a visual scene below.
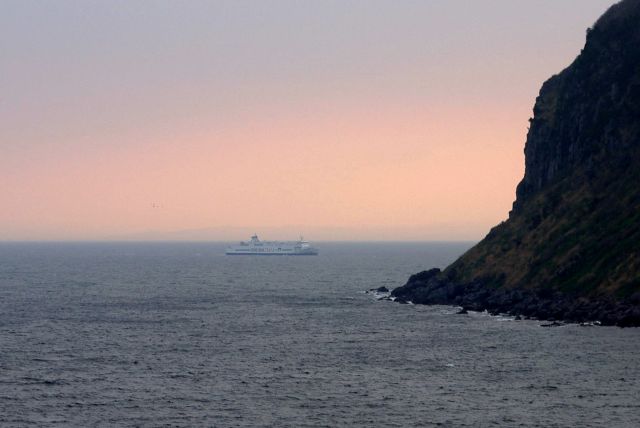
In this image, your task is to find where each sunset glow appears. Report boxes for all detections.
[0,0,614,240]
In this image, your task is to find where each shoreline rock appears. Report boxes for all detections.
[391,269,640,327]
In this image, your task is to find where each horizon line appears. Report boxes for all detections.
[0,239,478,244]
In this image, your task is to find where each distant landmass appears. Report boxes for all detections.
[392,0,640,326]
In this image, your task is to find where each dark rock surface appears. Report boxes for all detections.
[393,0,640,327]
[391,268,640,326]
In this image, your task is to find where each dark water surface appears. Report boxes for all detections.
[1,242,639,427]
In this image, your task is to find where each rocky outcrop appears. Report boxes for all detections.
[393,0,640,326]
[392,269,640,326]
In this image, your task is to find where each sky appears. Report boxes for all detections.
[1,0,616,241]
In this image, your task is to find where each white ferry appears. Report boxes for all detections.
[225,235,319,256]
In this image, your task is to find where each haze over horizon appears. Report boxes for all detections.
[1,0,616,241]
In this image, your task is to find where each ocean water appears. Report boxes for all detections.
[1,242,639,427]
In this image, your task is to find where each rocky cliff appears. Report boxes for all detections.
[392,0,640,326]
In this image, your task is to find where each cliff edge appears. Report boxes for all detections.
[392,0,640,326]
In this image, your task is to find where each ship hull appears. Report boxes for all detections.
[225,252,318,256]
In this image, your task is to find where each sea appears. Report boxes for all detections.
[1,242,639,427]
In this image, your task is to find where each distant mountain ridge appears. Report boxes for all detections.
[392,0,640,326]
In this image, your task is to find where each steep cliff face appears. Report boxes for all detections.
[393,0,640,326]
[515,0,640,207]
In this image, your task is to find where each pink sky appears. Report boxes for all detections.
[0,1,615,241]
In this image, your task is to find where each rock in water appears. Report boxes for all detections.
[392,0,640,327]
[541,321,564,328]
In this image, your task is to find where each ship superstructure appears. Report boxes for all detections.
[225,235,319,256]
